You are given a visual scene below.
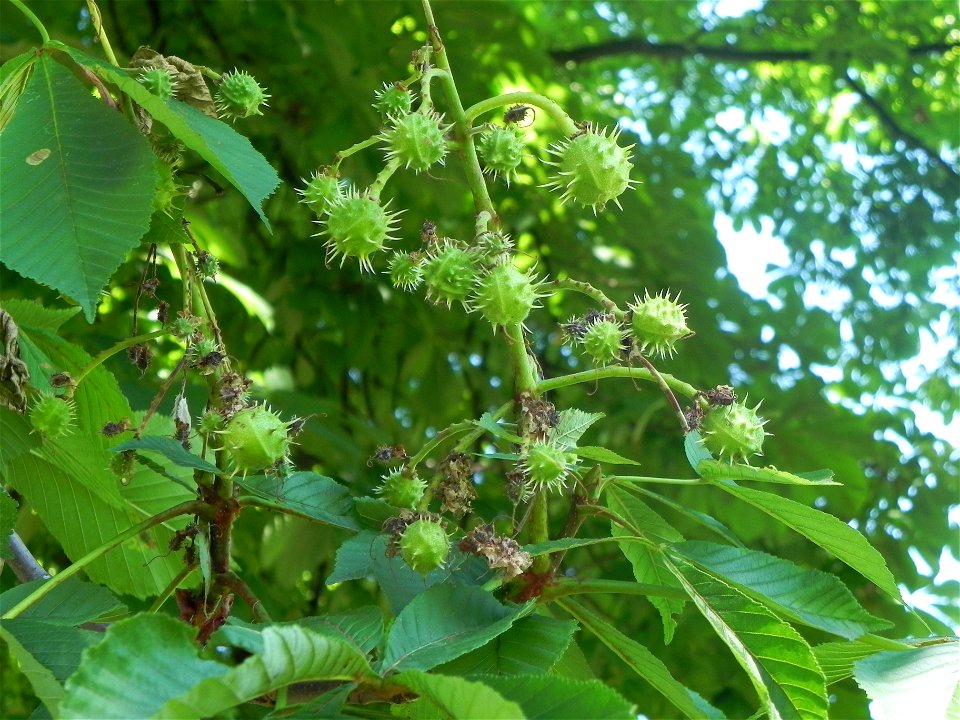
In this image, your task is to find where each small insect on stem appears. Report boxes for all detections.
[503,104,535,127]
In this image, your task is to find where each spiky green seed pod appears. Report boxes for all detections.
[221,405,292,474]
[299,171,343,214]
[388,252,424,291]
[521,441,577,494]
[702,400,768,462]
[322,192,399,272]
[171,313,202,339]
[422,243,478,307]
[545,127,635,212]
[478,126,524,184]
[377,471,426,509]
[139,68,177,99]
[29,392,75,438]
[373,82,413,119]
[629,291,691,358]
[469,264,542,329]
[581,320,624,365]
[382,111,449,172]
[197,410,225,436]
[399,519,449,575]
[216,69,269,120]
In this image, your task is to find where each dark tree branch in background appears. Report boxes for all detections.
[843,70,960,181]
[550,38,957,65]
[5,532,51,583]
[551,37,959,181]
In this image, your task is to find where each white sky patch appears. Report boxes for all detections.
[714,213,790,301]
[698,0,765,19]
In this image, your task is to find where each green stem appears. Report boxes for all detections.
[633,352,689,432]
[421,0,494,218]
[367,157,401,200]
[546,278,621,314]
[148,562,197,613]
[537,366,698,399]
[544,577,688,602]
[9,0,49,42]
[505,323,538,392]
[71,329,166,389]
[2,500,208,620]
[333,135,381,168]
[85,0,120,66]
[464,91,579,135]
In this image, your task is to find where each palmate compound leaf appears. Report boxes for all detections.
[671,541,892,639]
[664,556,829,720]
[711,481,901,600]
[52,42,280,232]
[60,613,375,719]
[556,597,724,720]
[0,55,156,322]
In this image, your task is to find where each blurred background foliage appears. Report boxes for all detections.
[1,1,957,717]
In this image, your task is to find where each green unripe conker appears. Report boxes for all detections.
[422,244,478,307]
[216,69,269,120]
[521,441,577,494]
[400,519,449,575]
[139,68,176,99]
[581,319,624,365]
[377,471,426,509]
[323,193,398,272]
[629,291,691,358]
[221,405,291,474]
[478,126,524,184]
[702,401,767,462]
[383,111,448,172]
[470,264,541,329]
[388,252,423,291]
[546,127,635,212]
[373,83,413,119]
[300,171,343,213]
[29,392,76,438]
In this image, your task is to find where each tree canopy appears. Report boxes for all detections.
[1,1,957,718]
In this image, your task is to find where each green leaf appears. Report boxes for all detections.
[0,487,18,560]
[0,50,37,130]
[0,54,156,321]
[392,670,526,719]
[434,614,577,676]
[665,556,829,720]
[672,541,892,639]
[713,481,901,600]
[0,298,81,333]
[476,412,524,444]
[575,445,640,465]
[2,619,100,718]
[478,674,635,719]
[606,485,685,643]
[110,436,221,475]
[159,625,376,718]
[61,614,230,719]
[633,487,745,547]
[854,642,960,720]
[558,597,724,719]
[697,460,839,486]
[326,530,378,584]
[236,471,358,530]
[813,639,885,684]
[552,409,604,449]
[683,430,713,469]
[380,584,534,674]
[55,44,280,231]
[0,578,124,625]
